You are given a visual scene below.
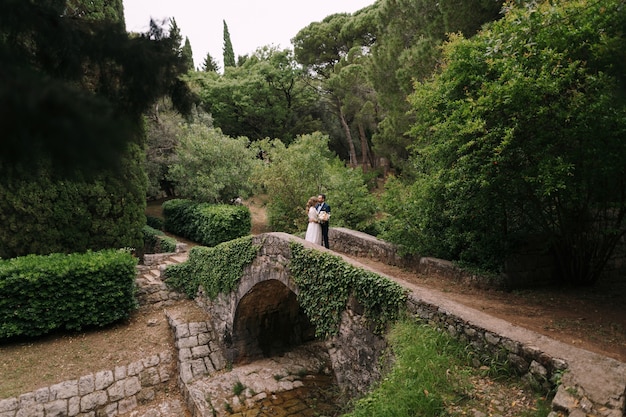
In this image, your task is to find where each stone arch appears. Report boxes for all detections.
[230,279,316,364]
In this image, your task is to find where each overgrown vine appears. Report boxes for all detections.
[288,242,408,338]
[164,235,261,299]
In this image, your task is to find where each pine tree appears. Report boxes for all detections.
[223,20,236,68]
[202,52,220,72]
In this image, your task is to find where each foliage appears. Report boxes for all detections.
[0,0,191,172]
[397,0,626,284]
[369,0,504,171]
[202,52,220,72]
[0,146,146,259]
[0,249,137,339]
[344,318,551,417]
[167,125,260,203]
[164,236,259,299]
[0,0,190,257]
[146,215,164,230]
[162,199,251,247]
[65,0,124,21]
[253,133,378,234]
[289,242,407,338]
[293,7,380,165]
[142,225,177,254]
[223,20,236,68]
[186,47,322,142]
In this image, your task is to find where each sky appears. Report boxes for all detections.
[123,0,375,70]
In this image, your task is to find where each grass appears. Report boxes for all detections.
[342,319,552,417]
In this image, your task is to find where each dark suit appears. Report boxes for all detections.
[316,202,330,248]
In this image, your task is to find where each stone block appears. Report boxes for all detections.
[158,366,171,383]
[107,381,125,402]
[177,336,199,349]
[99,402,118,417]
[18,393,34,408]
[15,404,43,417]
[0,398,18,413]
[43,399,68,417]
[142,355,160,368]
[124,377,141,397]
[175,324,190,339]
[34,388,50,403]
[139,367,161,387]
[137,388,155,403]
[80,391,107,412]
[114,365,126,381]
[95,370,114,391]
[197,332,211,345]
[190,359,208,377]
[127,360,144,376]
[179,347,193,361]
[117,396,137,415]
[50,380,79,400]
[179,363,194,383]
[78,374,95,396]
[191,345,210,359]
[68,396,80,416]
[189,322,208,335]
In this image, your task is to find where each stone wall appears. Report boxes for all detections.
[0,353,173,417]
[326,228,626,417]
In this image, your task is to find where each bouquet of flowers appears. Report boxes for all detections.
[317,211,330,222]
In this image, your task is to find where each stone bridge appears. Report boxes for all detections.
[194,230,626,417]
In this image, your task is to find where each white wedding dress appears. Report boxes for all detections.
[304,206,322,245]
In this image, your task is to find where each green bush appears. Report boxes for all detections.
[0,249,137,339]
[162,199,251,247]
[146,215,164,230]
[142,225,177,254]
[0,147,146,259]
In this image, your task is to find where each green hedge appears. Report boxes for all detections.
[162,199,251,247]
[146,215,164,230]
[0,249,137,339]
[142,225,177,254]
[0,147,146,259]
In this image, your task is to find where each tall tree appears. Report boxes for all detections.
[392,0,626,284]
[369,0,503,172]
[181,37,194,71]
[187,47,321,142]
[0,0,191,257]
[65,0,124,22]
[293,6,379,166]
[223,20,236,68]
[202,52,220,72]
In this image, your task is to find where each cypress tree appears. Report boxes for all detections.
[223,20,236,68]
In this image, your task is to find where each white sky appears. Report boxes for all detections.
[123,0,375,70]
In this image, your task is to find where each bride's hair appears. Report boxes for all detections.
[306,196,317,210]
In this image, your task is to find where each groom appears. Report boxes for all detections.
[316,194,330,249]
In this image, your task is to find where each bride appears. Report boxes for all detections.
[304,196,322,245]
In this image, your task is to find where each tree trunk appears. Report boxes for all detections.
[358,123,374,171]
[339,107,357,167]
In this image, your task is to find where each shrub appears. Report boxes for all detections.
[0,147,146,259]
[162,199,251,247]
[142,225,177,254]
[146,215,164,230]
[0,249,137,339]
